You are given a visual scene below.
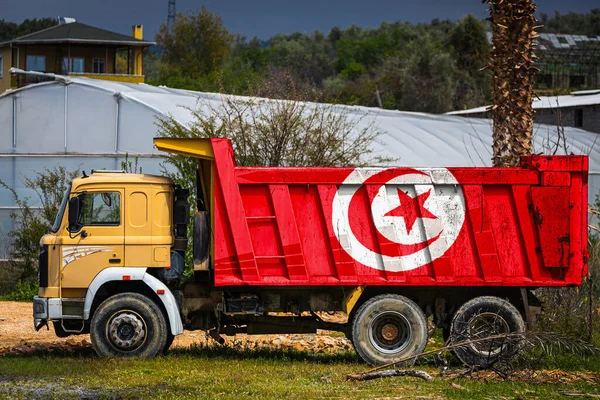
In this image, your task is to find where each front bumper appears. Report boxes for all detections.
[33,296,47,330]
[33,296,63,330]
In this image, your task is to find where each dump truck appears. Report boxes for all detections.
[32,138,589,365]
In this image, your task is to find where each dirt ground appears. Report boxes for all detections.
[0,301,352,355]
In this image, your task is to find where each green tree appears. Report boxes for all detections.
[334,23,411,78]
[265,31,335,85]
[156,6,232,82]
[402,43,457,113]
[378,37,458,113]
[448,15,491,110]
[449,15,489,71]
[150,12,496,114]
[0,18,57,42]
[540,9,600,36]
[143,50,161,83]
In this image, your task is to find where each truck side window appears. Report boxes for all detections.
[79,192,121,226]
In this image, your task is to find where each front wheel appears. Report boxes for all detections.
[90,293,168,358]
[351,294,428,366]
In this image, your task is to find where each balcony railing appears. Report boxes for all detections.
[13,71,145,88]
[68,72,145,84]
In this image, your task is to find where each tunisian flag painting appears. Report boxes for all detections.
[210,138,588,288]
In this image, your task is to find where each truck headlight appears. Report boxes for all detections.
[34,302,45,314]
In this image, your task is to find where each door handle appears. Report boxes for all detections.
[109,258,121,264]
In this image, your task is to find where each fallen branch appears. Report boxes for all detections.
[350,332,600,378]
[351,332,517,378]
[589,224,600,234]
[348,369,432,381]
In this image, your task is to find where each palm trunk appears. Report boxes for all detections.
[487,0,539,167]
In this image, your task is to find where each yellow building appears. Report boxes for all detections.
[0,20,154,93]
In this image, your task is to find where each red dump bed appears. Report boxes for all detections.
[209,139,588,287]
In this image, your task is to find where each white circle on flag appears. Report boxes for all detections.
[331,168,466,272]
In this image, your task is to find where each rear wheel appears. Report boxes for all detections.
[90,293,168,358]
[449,296,525,367]
[351,294,428,366]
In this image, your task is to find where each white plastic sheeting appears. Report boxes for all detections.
[0,76,599,253]
[447,91,600,115]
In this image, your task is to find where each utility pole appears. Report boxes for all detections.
[167,0,176,31]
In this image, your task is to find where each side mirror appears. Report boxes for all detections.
[68,197,80,231]
[101,193,112,207]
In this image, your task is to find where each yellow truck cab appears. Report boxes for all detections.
[33,170,187,356]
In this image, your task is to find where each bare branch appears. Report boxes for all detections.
[347,369,433,382]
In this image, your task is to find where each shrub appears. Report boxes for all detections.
[0,280,38,302]
[156,72,390,192]
[0,166,79,293]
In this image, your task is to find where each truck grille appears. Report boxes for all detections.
[38,245,49,288]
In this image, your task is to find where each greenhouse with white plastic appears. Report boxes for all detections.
[0,72,599,256]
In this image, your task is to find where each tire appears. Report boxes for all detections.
[351,294,428,366]
[90,292,168,358]
[345,309,356,344]
[449,296,525,367]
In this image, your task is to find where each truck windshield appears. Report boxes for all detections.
[51,185,71,233]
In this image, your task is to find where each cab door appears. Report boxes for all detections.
[60,190,125,289]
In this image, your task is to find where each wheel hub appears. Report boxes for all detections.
[108,312,146,351]
[368,311,412,354]
[381,323,399,341]
[467,312,509,355]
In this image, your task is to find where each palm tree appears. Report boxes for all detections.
[487,0,539,167]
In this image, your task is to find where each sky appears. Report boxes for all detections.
[1,0,598,41]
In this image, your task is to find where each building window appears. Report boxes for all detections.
[92,58,105,74]
[0,55,3,78]
[62,57,84,74]
[26,55,46,72]
[574,109,583,128]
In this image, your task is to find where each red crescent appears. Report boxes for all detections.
[347,168,442,258]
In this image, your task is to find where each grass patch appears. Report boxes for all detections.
[1,343,599,399]
[517,350,600,372]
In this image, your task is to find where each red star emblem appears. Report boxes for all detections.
[385,188,437,234]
